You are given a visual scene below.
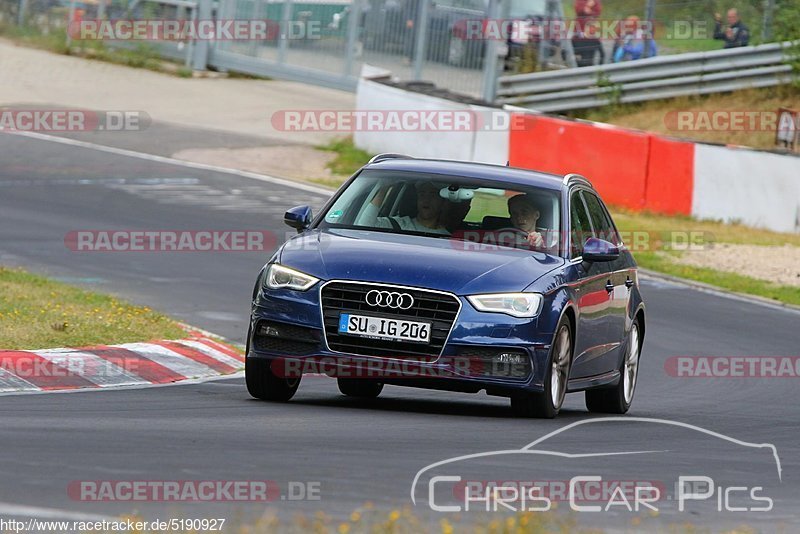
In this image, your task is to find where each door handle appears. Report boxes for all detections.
[605,281,614,292]
[625,277,634,288]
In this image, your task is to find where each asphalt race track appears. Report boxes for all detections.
[1,130,798,530]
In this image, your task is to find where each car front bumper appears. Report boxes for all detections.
[248,282,557,395]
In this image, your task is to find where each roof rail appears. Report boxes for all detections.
[563,173,592,187]
[368,153,415,165]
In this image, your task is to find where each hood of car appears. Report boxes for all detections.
[277,229,564,295]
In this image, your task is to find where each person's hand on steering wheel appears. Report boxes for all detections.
[527,230,544,248]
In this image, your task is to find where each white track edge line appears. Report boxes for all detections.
[0,371,243,397]
[1,130,335,195]
[639,269,800,315]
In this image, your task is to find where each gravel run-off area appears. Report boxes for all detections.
[670,243,800,287]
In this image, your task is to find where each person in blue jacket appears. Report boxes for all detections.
[613,15,658,62]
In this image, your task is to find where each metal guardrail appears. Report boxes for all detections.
[497,42,798,111]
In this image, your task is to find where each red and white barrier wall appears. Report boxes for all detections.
[355,76,800,234]
[507,114,696,215]
[507,113,800,232]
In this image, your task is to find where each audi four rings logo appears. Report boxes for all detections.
[365,290,414,310]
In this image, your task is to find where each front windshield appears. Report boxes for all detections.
[317,170,562,254]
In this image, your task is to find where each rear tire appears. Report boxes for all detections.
[586,320,641,414]
[246,357,301,402]
[511,320,573,419]
[337,378,383,398]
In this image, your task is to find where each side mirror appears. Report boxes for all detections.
[284,205,313,232]
[582,237,619,262]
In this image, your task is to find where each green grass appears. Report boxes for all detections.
[317,137,372,183]
[611,210,800,306]
[0,266,185,350]
[613,207,800,248]
[309,176,350,188]
[0,24,187,76]
[575,86,800,150]
[176,66,194,78]
[633,251,800,306]
[658,38,720,54]
[226,70,271,80]
[611,208,800,248]
[463,191,512,223]
[0,23,70,54]
[74,41,165,71]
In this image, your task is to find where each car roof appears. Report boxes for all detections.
[364,157,571,192]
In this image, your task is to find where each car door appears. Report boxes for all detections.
[580,191,629,373]
[567,189,616,379]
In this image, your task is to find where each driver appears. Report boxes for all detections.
[508,194,545,248]
[360,181,450,235]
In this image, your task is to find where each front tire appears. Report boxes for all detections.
[586,320,641,414]
[337,378,383,398]
[511,320,573,418]
[246,357,301,401]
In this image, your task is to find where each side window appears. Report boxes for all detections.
[582,192,619,244]
[569,191,593,258]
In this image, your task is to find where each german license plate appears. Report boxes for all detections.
[338,314,431,343]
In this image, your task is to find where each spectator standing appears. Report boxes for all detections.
[573,0,604,66]
[402,0,421,65]
[613,15,658,61]
[714,8,750,48]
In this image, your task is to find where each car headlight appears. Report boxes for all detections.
[467,293,543,318]
[264,264,319,291]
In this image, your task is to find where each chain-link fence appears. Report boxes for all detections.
[1,0,795,100]
[593,0,791,50]
[0,0,69,32]
[210,0,514,96]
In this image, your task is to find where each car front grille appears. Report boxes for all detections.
[320,281,461,360]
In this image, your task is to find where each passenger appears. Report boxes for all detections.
[360,181,450,234]
[508,194,545,248]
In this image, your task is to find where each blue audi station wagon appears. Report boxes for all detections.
[246,155,645,418]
